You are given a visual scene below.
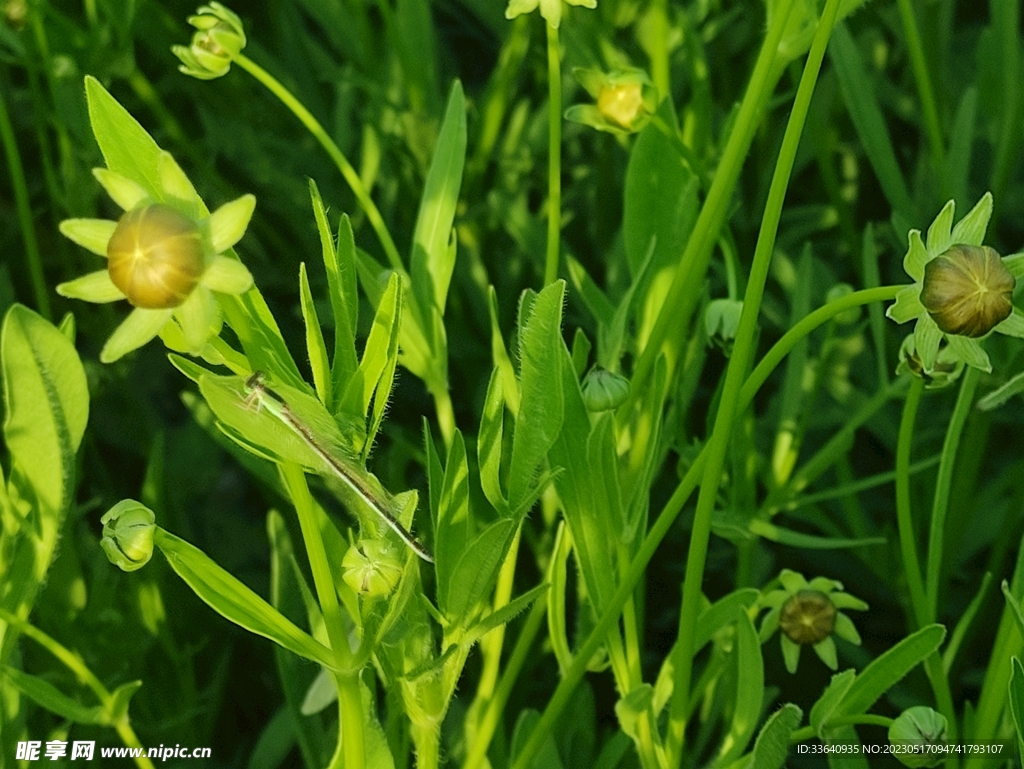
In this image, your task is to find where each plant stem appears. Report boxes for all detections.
[511,283,898,769]
[233,53,402,272]
[895,377,929,629]
[0,82,51,319]
[623,0,796,407]
[925,365,979,621]
[664,0,841,759]
[280,463,364,769]
[895,0,945,171]
[543,21,562,287]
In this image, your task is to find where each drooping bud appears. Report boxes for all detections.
[100,500,157,572]
[173,3,247,80]
[920,244,1014,337]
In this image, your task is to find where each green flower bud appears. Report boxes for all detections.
[100,500,156,572]
[173,3,246,80]
[920,244,1015,337]
[107,204,205,309]
[581,368,629,411]
[779,590,836,645]
[889,706,947,768]
[342,539,404,599]
[565,68,657,135]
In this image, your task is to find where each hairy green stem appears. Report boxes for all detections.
[280,463,363,769]
[543,22,562,287]
[664,0,841,759]
[234,53,402,272]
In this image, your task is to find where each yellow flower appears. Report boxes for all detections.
[57,151,254,363]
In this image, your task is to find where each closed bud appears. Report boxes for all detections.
[779,590,836,645]
[100,500,156,572]
[920,244,1014,337]
[581,368,629,411]
[342,539,403,599]
[889,706,947,768]
[107,204,205,309]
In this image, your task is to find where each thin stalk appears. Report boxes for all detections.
[511,282,899,769]
[476,528,522,698]
[462,596,547,769]
[646,0,671,100]
[665,0,842,760]
[0,82,51,319]
[895,377,929,629]
[623,0,797,407]
[925,365,980,621]
[233,53,402,272]
[543,21,562,287]
[895,0,945,170]
[280,463,363,769]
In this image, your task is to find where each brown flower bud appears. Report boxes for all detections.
[920,244,1014,337]
[107,204,205,309]
[779,590,836,645]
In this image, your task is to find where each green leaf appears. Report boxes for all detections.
[746,519,886,549]
[828,24,915,221]
[478,368,507,511]
[1008,657,1024,759]
[836,625,945,719]
[221,290,306,390]
[445,518,517,624]
[809,669,856,736]
[623,116,699,277]
[84,75,163,201]
[435,431,471,616]
[299,262,331,406]
[1,666,108,725]
[464,583,548,646]
[508,281,566,512]
[155,528,336,669]
[695,589,761,652]
[1001,580,1024,639]
[1,305,88,626]
[614,684,655,745]
[106,680,144,723]
[717,609,764,764]
[341,272,402,432]
[410,80,466,318]
[749,704,802,769]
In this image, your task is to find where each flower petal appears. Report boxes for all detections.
[209,194,256,253]
[812,637,838,670]
[946,335,991,372]
[59,218,118,256]
[926,199,955,255]
[567,0,597,7]
[914,314,943,371]
[1003,252,1024,278]
[201,255,254,295]
[174,287,221,353]
[994,309,1024,339]
[830,593,868,611]
[781,636,801,674]
[100,308,173,363]
[56,270,125,303]
[505,0,539,18]
[779,570,807,593]
[759,608,781,642]
[158,152,202,215]
[807,576,841,592]
[93,169,149,211]
[886,285,924,324]
[833,611,862,645]
[950,191,993,246]
[903,230,929,282]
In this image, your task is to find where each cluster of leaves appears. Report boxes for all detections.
[2,0,1024,768]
